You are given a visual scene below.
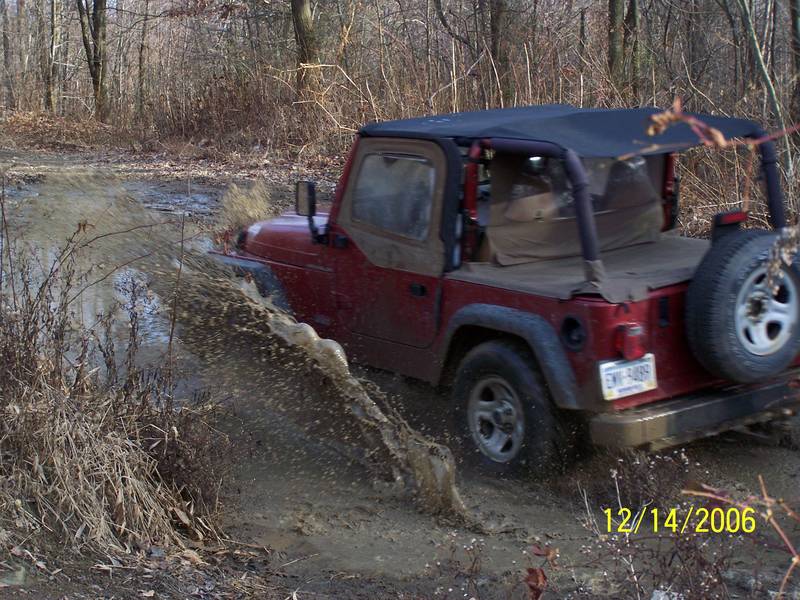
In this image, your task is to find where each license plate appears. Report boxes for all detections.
[599,353,657,401]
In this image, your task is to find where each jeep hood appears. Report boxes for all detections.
[242,212,329,264]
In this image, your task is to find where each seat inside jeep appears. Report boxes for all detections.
[458,152,710,302]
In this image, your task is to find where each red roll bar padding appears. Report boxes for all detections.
[462,139,487,260]
[464,140,481,221]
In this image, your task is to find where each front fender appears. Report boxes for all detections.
[209,252,290,312]
[442,304,581,409]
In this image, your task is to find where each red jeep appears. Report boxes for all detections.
[216,105,800,472]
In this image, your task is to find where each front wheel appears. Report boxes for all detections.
[451,340,572,475]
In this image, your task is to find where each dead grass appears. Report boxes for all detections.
[684,476,800,598]
[214,180,285,240]
[0,232,227,554]
[0,112,125,151]
[570,449,692,511]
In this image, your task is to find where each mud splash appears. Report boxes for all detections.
[9,173,468,519]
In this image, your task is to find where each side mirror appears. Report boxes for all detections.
[295,181,321,242]
[296,181,316,217]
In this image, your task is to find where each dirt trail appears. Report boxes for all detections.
[2,151,799,598]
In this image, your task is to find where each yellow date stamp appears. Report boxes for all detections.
[603,506,757,535]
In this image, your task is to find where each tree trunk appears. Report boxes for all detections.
[720,0,741,99]
[41,0,59,112]
[137,0,149,121]
[790,0,800,124]
[737,0,791,173]
[622,0,639,96]
[579,7,586,69]
[608,0,624,89]
[75,0,108,121]
[34,3,47,109]
[685,0,710,89]
[489,0,510,105]
[768,0,777,82]
[290,0,320,94]
[16,0,29,108]
[739,0,757,89]
[0,0,14,109]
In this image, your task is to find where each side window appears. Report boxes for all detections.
[351,153,435,240]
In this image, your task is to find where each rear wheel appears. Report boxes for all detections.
[451,339,571,475]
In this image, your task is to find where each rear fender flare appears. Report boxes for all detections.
[441,304,581,409]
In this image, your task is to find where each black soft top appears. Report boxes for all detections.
[360,105,762,158]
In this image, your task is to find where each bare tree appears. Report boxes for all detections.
[137,0,149,120]
[790,0,800,124]
[488,0,510,104]
[433,0,472,50]
[736,0,791,172]
[0,0,795,159]
[608,0,625,89]
[0,0,13,109]
[75,0,108,120]
[36,0,60,111]
[622,0,639,95]
[291,0,320,93]
[686,0,705,85]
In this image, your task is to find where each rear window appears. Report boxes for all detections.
[351,153,435,240]
[506,155,663,220]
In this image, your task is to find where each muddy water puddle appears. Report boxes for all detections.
[4,158,799,598]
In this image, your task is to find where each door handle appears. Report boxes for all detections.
[409,283,427,297]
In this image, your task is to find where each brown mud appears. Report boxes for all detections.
[1,150,799,598]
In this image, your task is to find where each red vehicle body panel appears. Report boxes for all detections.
[326,221,443,348]
[243,214,336,334]
[232,216,723,415]
[433,280,718,412]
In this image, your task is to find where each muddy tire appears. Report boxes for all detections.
[451,339,570,475]
[686,230,800,383]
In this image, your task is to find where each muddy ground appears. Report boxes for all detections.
[1,147,799,599]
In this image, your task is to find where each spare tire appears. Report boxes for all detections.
[686,230,800,383]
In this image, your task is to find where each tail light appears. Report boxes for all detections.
[711,210,748,242]
[614,323,646,361]
[715,210,748,226]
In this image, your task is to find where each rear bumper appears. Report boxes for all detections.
[590,370,800,449]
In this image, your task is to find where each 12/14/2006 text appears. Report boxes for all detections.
[603,506,757,534]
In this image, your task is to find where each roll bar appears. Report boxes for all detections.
[757,139,787,229]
